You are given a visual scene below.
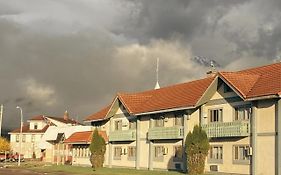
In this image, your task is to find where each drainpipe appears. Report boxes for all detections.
[182,112,189,172]
[148,117,153,170]
[108,118,112,168]
[277,99,281,175]
[136,117,140,169]
[251,102,258,175]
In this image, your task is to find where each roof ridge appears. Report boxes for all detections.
[237,62,281,73]
[118,76,214,95]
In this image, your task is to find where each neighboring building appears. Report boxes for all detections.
[9,115,48,159]
[39,124,92,164]
[64,130,108,166]
[9,111,80,160]
[84,62,281,175]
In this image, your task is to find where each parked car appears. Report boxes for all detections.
[9,153,25,162]
[0,152,7,162]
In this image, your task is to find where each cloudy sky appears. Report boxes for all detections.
[1,0,281,131]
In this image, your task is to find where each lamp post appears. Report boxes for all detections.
[16,106,23,166]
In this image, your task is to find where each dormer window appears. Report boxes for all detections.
[34,123,38,130]
[209,109,223,123]
[115,120,122,131]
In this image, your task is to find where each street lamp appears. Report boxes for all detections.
[16,106,23,166]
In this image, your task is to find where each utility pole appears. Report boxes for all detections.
[0,104,3,137]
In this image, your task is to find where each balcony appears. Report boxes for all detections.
[201,121,250,138]
[109,129,136,142]
[148,126,184,140]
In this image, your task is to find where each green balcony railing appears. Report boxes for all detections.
[201,121,250,138]
[148,126,184,140]
[109,129,136,142]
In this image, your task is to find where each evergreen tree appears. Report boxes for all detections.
[185,125,209,174]
[89,129,106,170]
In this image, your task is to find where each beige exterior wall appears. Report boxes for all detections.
[10,133,43,159]
[205,138,250,174]
[152,140,183,170]
[111,142,136,168]
[188,109,200,132]
[256,99,276,175]
[139,115,150,169]
[203,83,251,174]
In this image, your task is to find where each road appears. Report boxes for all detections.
[0,167,69,175]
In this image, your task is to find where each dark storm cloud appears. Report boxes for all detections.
[0,0,280,131]
[123,0,248,43]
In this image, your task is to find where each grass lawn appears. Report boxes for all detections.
[29,165,185,175]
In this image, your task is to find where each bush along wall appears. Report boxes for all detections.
[185,125,210,174]
[89,129,106,170]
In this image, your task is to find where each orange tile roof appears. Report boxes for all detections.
[64,131,108,143]
[84,76,215,121]
[119,76,215,114]
[28,115,45,121]
[84,105,111,122]
[10,124,49,133]
[219,62,281,99]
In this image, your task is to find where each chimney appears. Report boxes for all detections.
[64,110,69,120]
[206,60,217,77]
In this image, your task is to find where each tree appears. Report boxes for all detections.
[89,129,106,170]
[0,137,10,152]
[185,125,209,174]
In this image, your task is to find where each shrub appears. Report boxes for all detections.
[89,129,106,170]
[185,125,209,174]
[0,137,10,152]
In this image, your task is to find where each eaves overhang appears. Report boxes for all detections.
[134,106,195,116]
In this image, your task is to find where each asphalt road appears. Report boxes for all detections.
[0,167,68,175]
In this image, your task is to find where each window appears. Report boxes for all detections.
[154,146,164,161]
[16,134,19,142]
[129,120,136,129]
[128,146,136,160]
[154,117,164,127]
[173,146,183,161]
[31,135,35,143]
[22,134,26,142]
[114,120,122,131]
[235,106,251,121]
[174,115,183,126]
[224,84,232,93]
[233,145,250,164]
[209,109,223,122]
[34,123,38,130]
[114,147,122,160]
[209,145,223,163]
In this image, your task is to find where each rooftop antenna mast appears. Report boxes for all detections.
[154,58,160,89]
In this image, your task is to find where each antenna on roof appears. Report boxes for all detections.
[206,60,217,77]
[154,58,160,89]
